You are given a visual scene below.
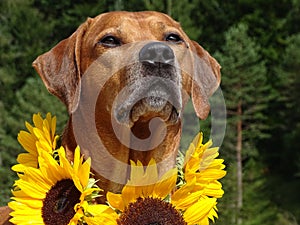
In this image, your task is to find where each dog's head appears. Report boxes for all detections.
[33,11,221,192]
[33,11,220,128]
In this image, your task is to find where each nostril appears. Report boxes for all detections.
[143,49,157,63]
[139,42,174,65]
[162,48,174,63]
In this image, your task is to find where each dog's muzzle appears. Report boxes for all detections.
[114,42,182,126]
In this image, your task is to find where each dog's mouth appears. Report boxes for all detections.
[131,82,181,123]
[114,76,182,126]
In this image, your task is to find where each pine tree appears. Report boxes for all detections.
[277,34,300,174]
[0,0,67,205]
[214,23,274,225]
[271,33,300,221]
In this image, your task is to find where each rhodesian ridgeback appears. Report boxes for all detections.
[1,11,220,224]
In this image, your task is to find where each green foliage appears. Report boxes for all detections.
[265,33,300,221]
[0,102,16,205]
[279,33,300,176]
[10,77,68,136]
[0,0,68,205]
[215,162,238,224]
[0,0,52,89]
[215,22,270,158]
[0,76,68,155]
[241,158,278,225]
[214,22,277,224]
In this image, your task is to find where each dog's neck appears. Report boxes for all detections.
[61,115,182,194]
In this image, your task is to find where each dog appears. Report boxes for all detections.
[0,11,220,224]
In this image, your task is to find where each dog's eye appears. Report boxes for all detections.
[98,35,121,47]
[165,33,183,44]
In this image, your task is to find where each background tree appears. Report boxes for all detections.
[268,33,300,220]
[0,0,55,204]
[214,23,273,225]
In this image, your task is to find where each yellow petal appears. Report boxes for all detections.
[56,147,73,178]
[17,131,37,154]
[73,146,81,173]
[32,113,43,129]
[10,215,44,225]
[14,180,46,199]
[12,154,38,172]
[195,169,227,180]
[174,190,204,210]
[184,197,217,224]
[143,158,159,184]
[38,152,65,183]
[195,132,204,149]
[11,197,43,209]
[85,207,118,225]
[121,184,139,207]
[184,143,195,167]
[203,181,224,198]
[33,128,51,148]
[25,121,34,134]
[107,192,125,211]
[78,157,91,188]
[129,160,145,183]
[85,204,115,216]
[8,201,42,214]
[20,168,52,190]
[153,168,177,199]
[50,115,57,140]
[16,153,37,165]
[172,178,206,210]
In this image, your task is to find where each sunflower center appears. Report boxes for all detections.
[117,197,187,225]
[42,179,81,225]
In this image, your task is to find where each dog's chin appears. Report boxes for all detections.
[130,97,180,125]
[114,92,181,127]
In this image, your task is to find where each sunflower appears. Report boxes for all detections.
[107,159,181,225]
[9,111,226,224]
[8,146,107,225]
[183,132,227,198]
[171,133,227,224]
[12,113,59,172]
[107,133,226,225]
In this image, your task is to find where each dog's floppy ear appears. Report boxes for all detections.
[32,18,92,113]
[190,41,221,119]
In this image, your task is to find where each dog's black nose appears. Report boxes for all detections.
[139,42,174,65]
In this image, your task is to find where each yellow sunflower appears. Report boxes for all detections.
[107,159,181,225]
[12,113,59,172]
[9,146,106,225]
[171,132,227,224]
[107,159,178,212]
[183,132,227,198]
[9,111,226,225]
[107,133,226,225]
